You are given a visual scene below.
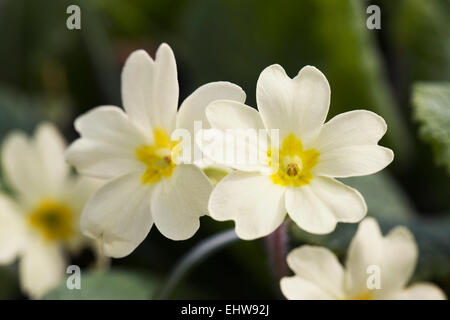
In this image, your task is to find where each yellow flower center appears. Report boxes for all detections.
[268,134,319,187]
[347,291,373,300]
[353,292,372,300]
[136,127,180,185]
[28,199,75,242]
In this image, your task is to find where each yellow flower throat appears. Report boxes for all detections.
[28,200,75,242]
[351,291,373,300]
[268,134,319,187]
[136,127,180,184]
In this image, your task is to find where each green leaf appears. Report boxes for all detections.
[413,82,450,174]
[44,269,159,300]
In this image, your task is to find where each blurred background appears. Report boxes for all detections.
[0,0,449,299]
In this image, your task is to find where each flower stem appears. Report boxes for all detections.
[157,229,239,299]
[265,221,289,281]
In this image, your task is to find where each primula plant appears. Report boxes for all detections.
[0,0,448,305]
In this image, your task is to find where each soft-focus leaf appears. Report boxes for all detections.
[412,82,450,174]
[341,172,416,223]
[389,0,450,83]
[44,269,159,300]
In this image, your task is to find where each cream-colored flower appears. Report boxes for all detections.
[0,123,99,298]
[199,64,394,239]
[281,217,446,300]
[66,43,246,258]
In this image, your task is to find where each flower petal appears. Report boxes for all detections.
[73,106,148,145]
[286,177,365,234]
[151,164,212,240]
[377,225,418,294]
[19,242,65,298]
[280,276,335,300]
[314,110,387,151]
[151,43,179,132]
[285,186,335,234]
[66,106,147,179]
[286,246,345,299]
[177,81,246,134]
[81,172,153,258]
[34,123,70,190]
[121,44,178,133]
[345,218,418,298]
[1,132,30,196]
[176,81,246,164]
[312,110,394,178]
[121,49,155,133]
[344,217,384,297]
[1,130,52,201]
[0,194,26,264]
[1,124,69,201]
[389,283,446,300]
[199,100,269,171]
[206,100,266,131]
[256,65,330,143]
[208,171,286,240]
[313,145,394,178]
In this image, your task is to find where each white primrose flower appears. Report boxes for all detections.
[0,123,99,298]
[198,64,394,239]
[65,43,246,258]
[281,217,446,300]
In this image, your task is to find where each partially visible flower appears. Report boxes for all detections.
[66,43,246,258]
[0,123,99,298]
[281,217,446,300]
[199,64,394,239]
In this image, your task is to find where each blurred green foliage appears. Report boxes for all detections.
[0,0,449,299]
[174,0,413,162]
[0,88,44,137]
[413,82,450,174]
[342,172,417,222]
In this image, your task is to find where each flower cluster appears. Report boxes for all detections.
[0,43,445,300]
[65,44,245,258]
